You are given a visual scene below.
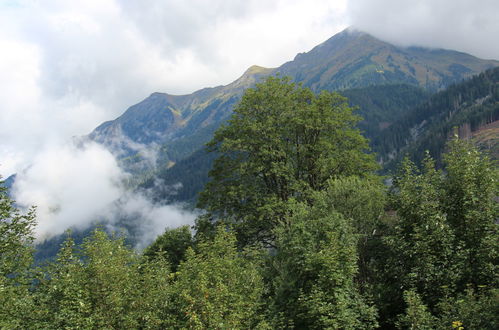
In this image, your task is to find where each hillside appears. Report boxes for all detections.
[472,121,499,160]
[373,66,499,169]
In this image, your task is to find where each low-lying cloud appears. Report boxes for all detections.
[11,140,196,247]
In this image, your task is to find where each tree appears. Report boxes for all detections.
[386,156,459,308]
[442,138,498,291]
[396,290,436,330]
[268,197,378,329]
[171,227,266,329]
[378,139,498,327]
[0,176,36,328]
[318,176,386,288]
[198,76,377,246]
[142,225,193,272]
[34,230,146,329]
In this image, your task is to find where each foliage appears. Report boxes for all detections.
[171,226,266,329]
[33,230,144,328]
[320,176,387,291]
[199,76,377,246]
[0,176,36,328]
[143,225,193,272]
[442,138,498,291]
[435,288,499,330]
[378,138,498,327]
[386,156,460,307]
[268,197,378,329]
[396,290,436,330]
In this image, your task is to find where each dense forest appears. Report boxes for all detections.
[374,67,499,168]
[1,77,497,329]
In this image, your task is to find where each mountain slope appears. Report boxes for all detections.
[373,66,499,169]
[277,28,498,91]
[88,66,272,169]
[88,27,498,174]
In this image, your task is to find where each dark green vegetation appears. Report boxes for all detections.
[198,77,378,246]
[3,77,497,329]
[374,66,499,169]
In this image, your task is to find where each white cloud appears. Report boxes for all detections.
[107,191,197,250]
[11,140,195,246]
[345,0,499,60]
[12,141,124,240]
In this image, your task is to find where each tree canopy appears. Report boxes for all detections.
[198,76,377,245]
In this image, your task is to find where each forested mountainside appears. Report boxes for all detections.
[374,66,499,169]
[88,27,498,173]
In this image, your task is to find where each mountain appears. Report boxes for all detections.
[373,66,499,169]
[88,65,272,171]
[88,27,498,173]
[277,28,498,91]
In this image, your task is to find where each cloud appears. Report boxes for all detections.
[0,0,347,177]
[12,141,124,240]
[106,190,198,250]
[345,0,499,60]
[11,140,196,247]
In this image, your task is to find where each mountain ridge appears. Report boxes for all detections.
[87,27,499,171]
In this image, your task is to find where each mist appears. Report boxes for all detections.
[346,0,499,60]
[11,140,196,248]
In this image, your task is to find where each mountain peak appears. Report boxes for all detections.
[243,65,271,75]
[278,27,498,91]
[225,65,274,91]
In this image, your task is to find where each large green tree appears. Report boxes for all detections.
[171,227,266,329]
[267,196,378,329]
[198,76,377,246]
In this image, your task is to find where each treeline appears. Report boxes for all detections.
[1,77,497,329]
[373,66,499,168]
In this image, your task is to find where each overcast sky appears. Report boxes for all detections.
[1,0,498,242]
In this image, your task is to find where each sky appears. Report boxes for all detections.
[1,0,498,242]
